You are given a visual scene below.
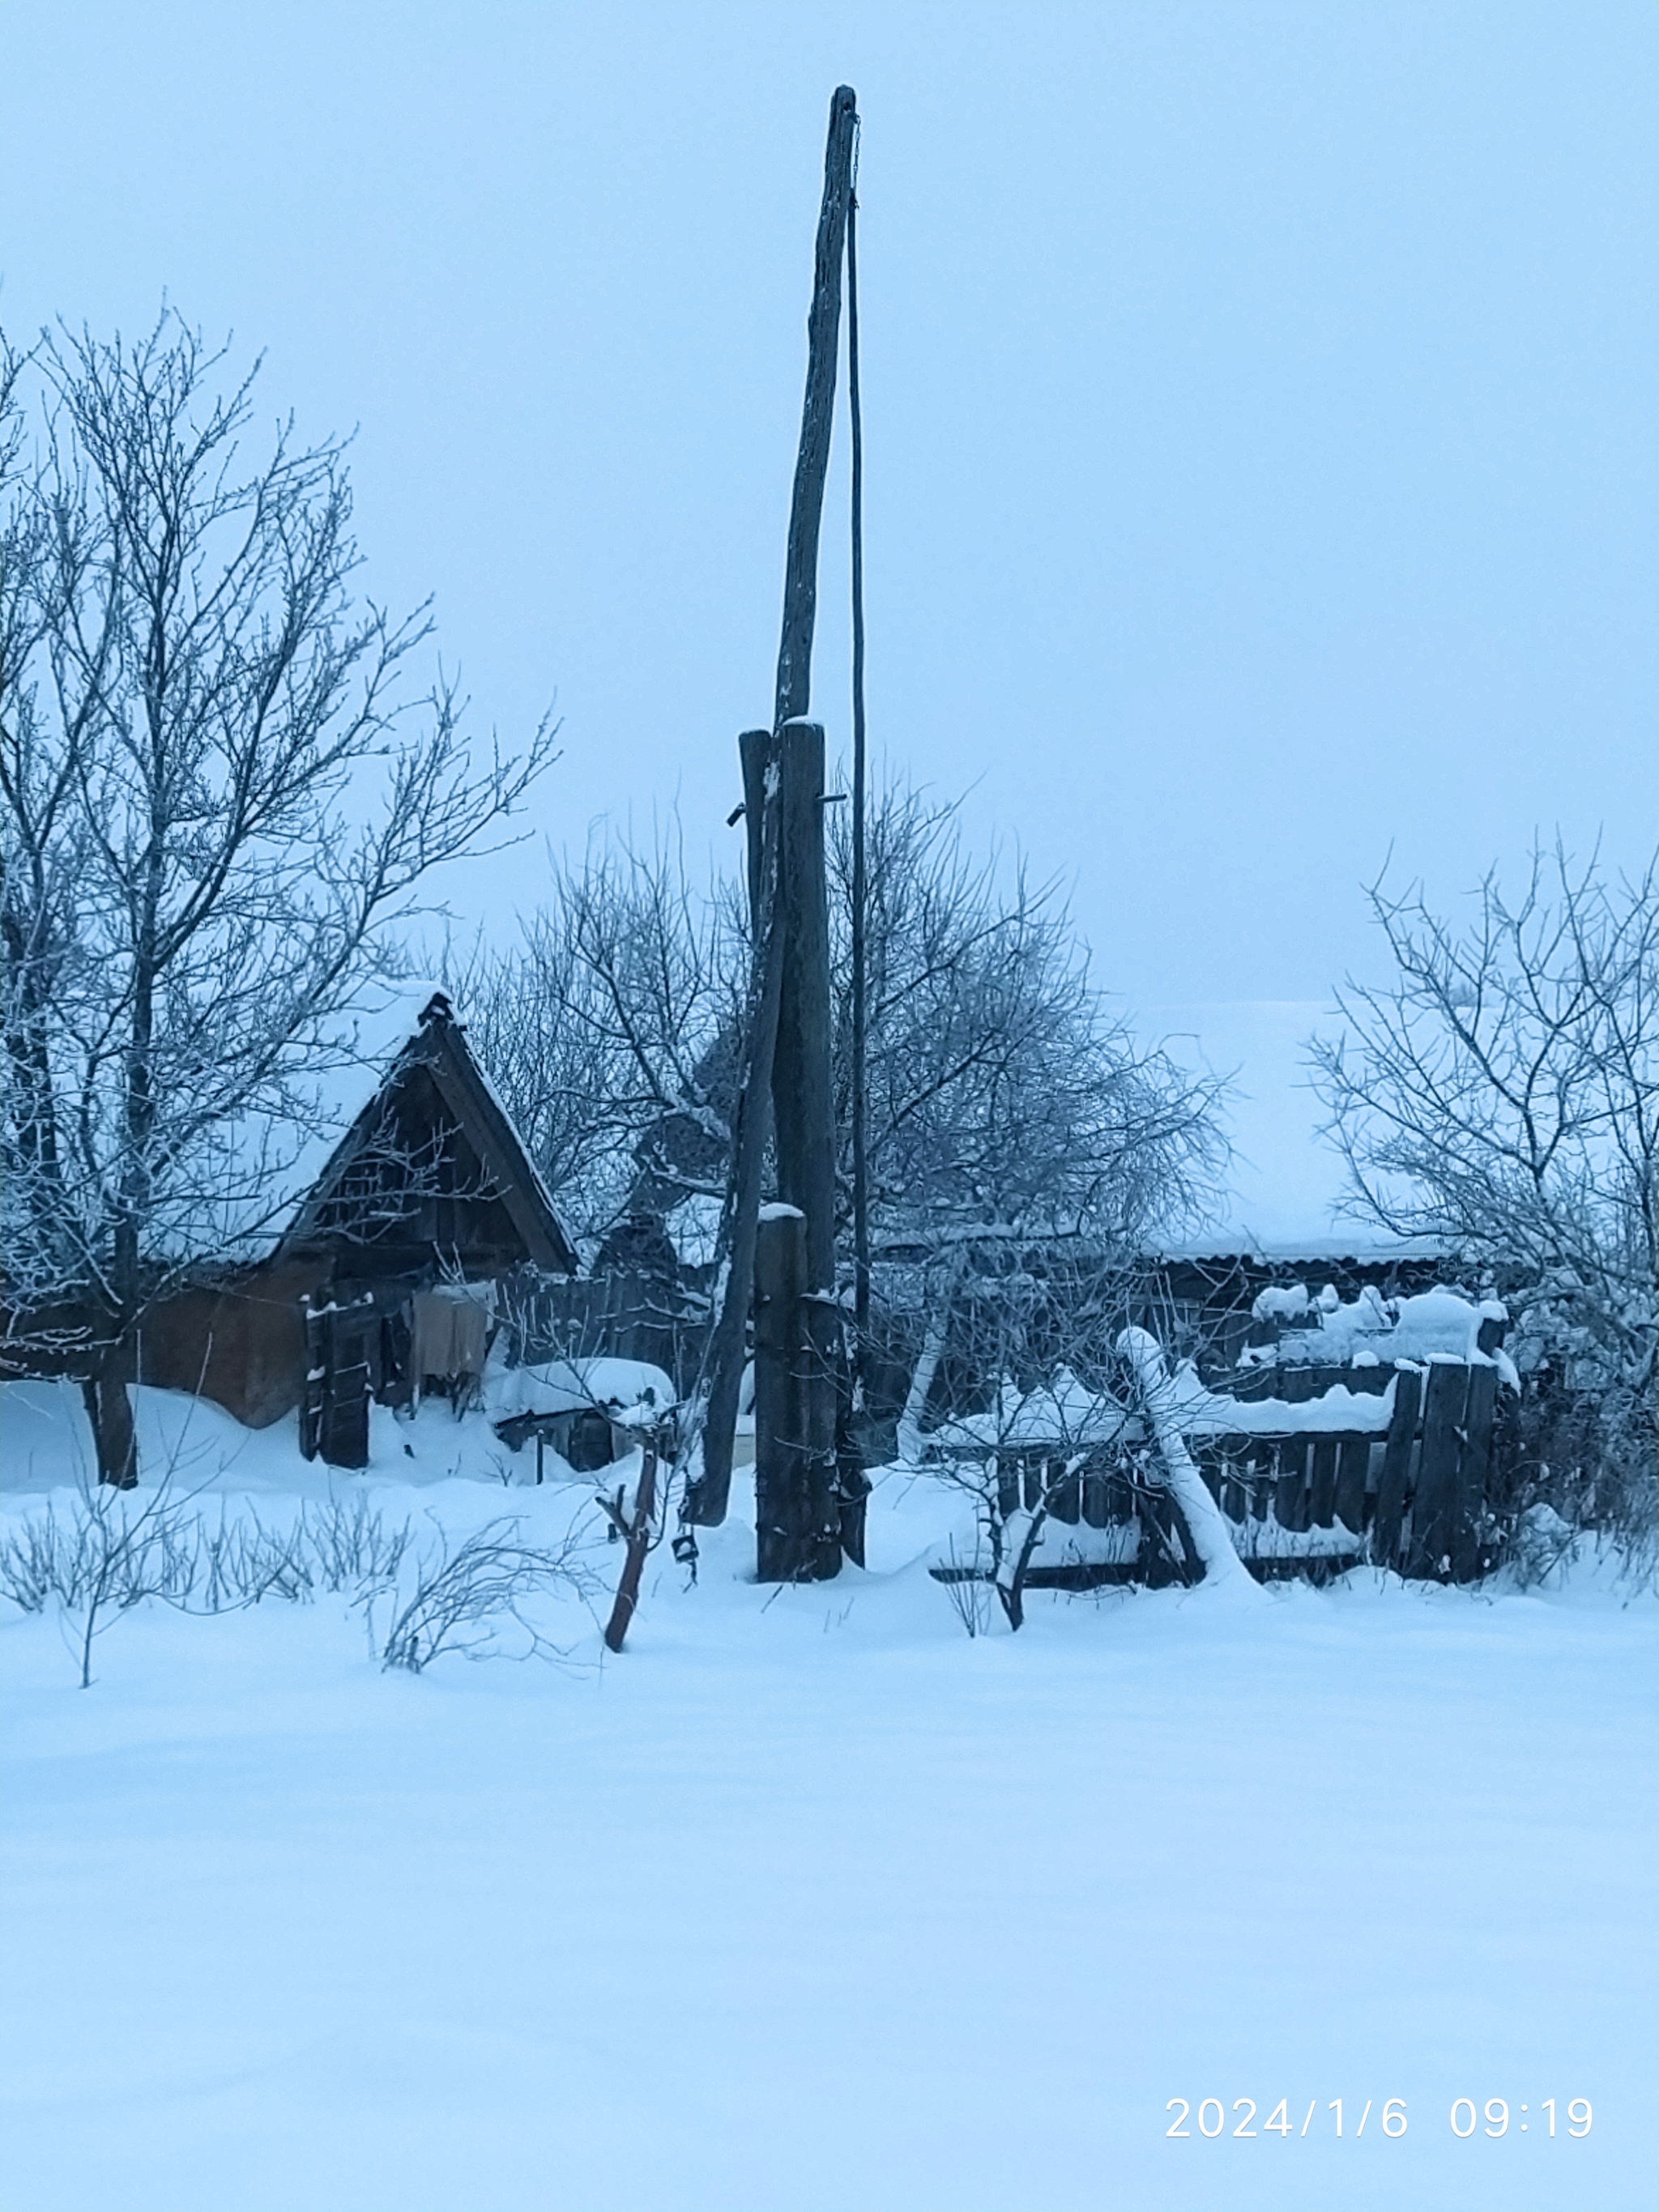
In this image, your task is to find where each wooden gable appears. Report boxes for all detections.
[280,995,575,1278]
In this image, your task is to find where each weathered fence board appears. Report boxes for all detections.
[1371,1364,1422,1565]
[1333,1435,1371,1537]
[1409,1361,1470,1579]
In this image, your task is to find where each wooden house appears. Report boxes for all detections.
[130,992,576,1460]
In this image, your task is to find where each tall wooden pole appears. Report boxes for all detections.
[774,86,859,730]
[847,171,871,1365]
[680,87,858,1548]
[766,716,841,1578]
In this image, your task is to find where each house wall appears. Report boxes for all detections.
[139,1257,331,1428]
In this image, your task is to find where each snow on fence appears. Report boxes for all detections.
[1188,1354,1502,1583]
[932,1348,1505,1589]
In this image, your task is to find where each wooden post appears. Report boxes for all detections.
[1456,1362,1498,1582]
[774,87,859,731]
[680,85,857,1539]
[1332,1436,1371,1539]
[770,718,841,1578]
[847,166,872,1377]
[1307,1435,1340,1528]
[754,1204,808,1582]
[680,728,783,1531]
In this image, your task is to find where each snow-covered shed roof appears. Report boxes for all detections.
[274,990,576,1274]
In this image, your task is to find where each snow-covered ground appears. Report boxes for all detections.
[2,1383,1654,2212]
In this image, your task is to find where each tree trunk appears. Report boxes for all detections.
[603,1440,659,1653]
[82,1339,137,1490]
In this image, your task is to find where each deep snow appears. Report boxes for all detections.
[2,1382,1654,2212]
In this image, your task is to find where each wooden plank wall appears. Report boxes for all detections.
[1191,1357,1499,1583]
[510,1269,706,1396]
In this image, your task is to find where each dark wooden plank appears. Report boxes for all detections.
[753,1204,808,1584]
[1408,1361,1471,1580]
[1371,1365,1421,1569]
[996,1455,1020,1522]
[1047,1456,1081,1525]
[1274,1439,1310,1532]
[1341,1366,1393,1396]
[1307,1435,1341,1527]
[1332,1435,1371,1536]
[1139,1486,1177,1587]
[1221,1452,1248,1524]
[1081,1461,1111,1528]
[1456,1362,1499,1582]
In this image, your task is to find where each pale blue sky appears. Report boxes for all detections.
[5,1,1655,1022]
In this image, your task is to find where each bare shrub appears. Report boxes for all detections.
[377,1518,592,1673]
[936,1537,994,1639]
[304,1494,416,1592]
[0,1504,67,1613]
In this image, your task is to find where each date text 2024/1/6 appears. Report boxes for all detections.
[1166,2098,1593,2140]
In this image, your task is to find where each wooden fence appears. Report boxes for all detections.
[501,1268,709,1398]
[1201,1357,1500,1582]
[987,1357,1501,1588]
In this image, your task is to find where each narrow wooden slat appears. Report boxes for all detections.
[1456,1362,1499,1582]
[1307,1435,1340,1527]
[1048,1457,1081,1525]
[1371,1366,1421,1568]
[1408,1361,1471,1579]
[1333,1435,1371,1536]
[996,1456,1020,1522]
[1081,1461,1110,1528]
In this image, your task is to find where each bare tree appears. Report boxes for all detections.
[459,829,743,1251]
[470,778,1225,1263]
[1311,845,1658,1554]
[826,780,1226,1255]
[0,315,557,1482]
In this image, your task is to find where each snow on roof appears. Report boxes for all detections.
[487,1356,678,1424]
[161,981,449,1262]
[1137,999,1440,1262]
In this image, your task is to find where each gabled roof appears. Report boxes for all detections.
[279,993,577,1275]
